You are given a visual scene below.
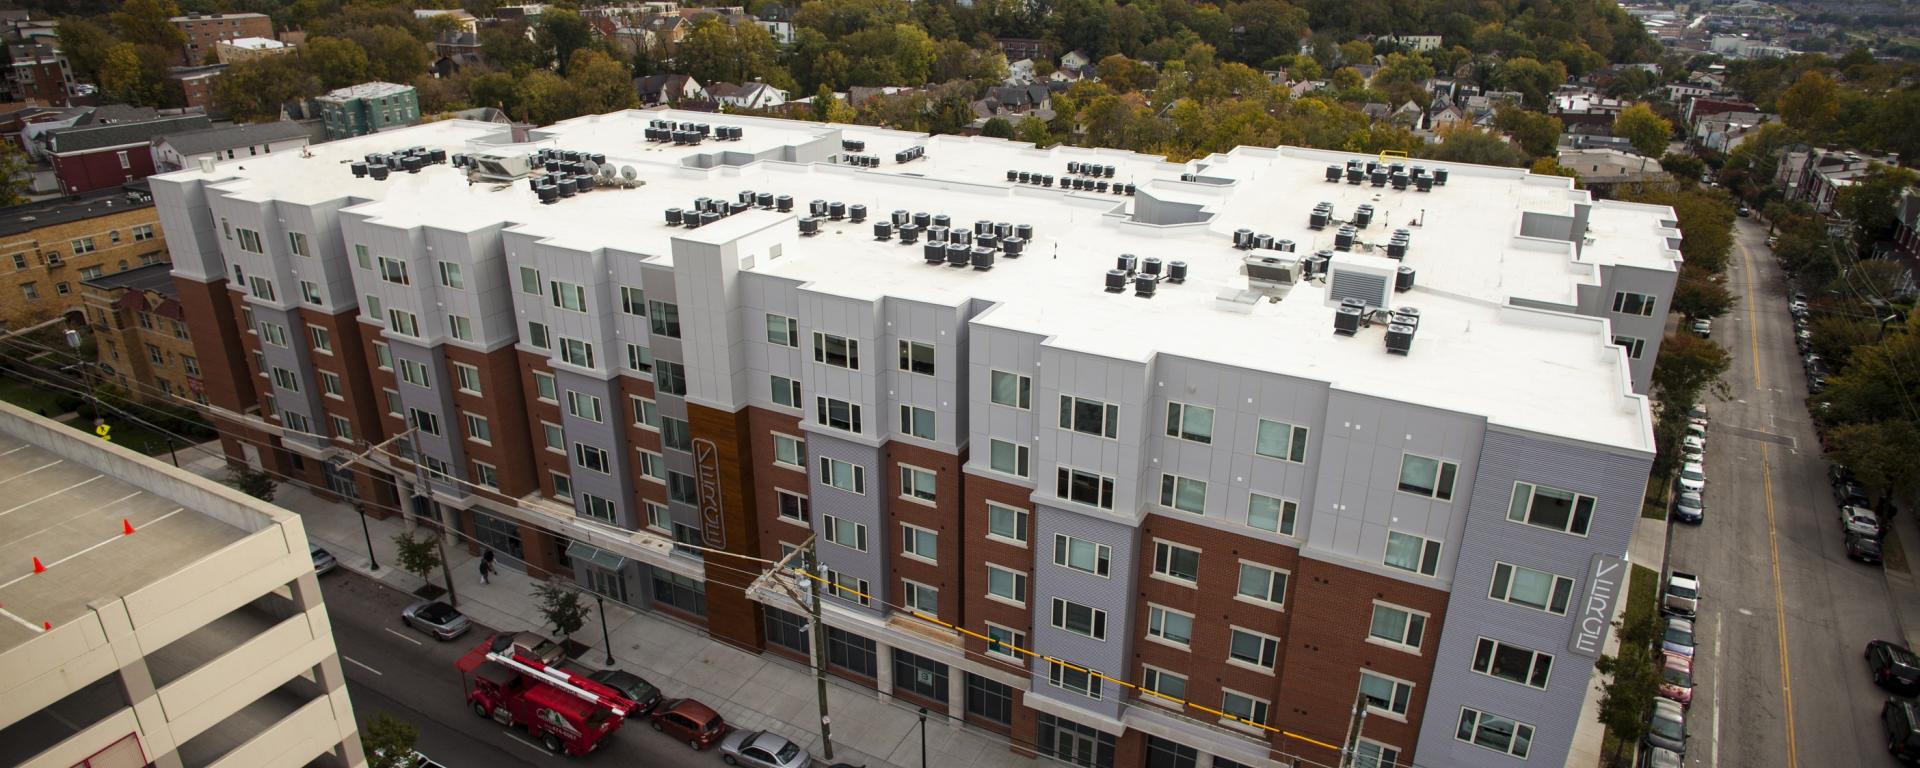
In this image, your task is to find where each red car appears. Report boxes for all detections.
[651,698,729,750]
[1658,652,1694,707]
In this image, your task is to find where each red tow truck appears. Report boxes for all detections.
[455,641,636,756]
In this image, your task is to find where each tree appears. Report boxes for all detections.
[0,141,29,208]
[302,37,371,90]
[215,56,321,123]
[111,0,186,51]
[1671,265,1736,320]
[1530,156,1582,184]
[1338,40,1372,66]
[362,712,420,768]
[1835,164,1919,251]
[1495,106,1563,158]
[226,465,277,501]
[1418,126,1530,167]
[512,70,582,125]
[480,22,545,72]
[1778,70,1839,135]
[1612,103,1671,157]
[348,26,429,84]
[1652,331,1731,413]
[1658,152,1705,183]
[98,43,158,106]
[57,18,118,85]
[392,530,445,593]
[980,116,1015,138]
[1595,630,1661,765]
[537,8,596,75]
[533,577,591,642]
[567,50,637,114]
[1014,115,1052,146]
[1829,421,1920,509]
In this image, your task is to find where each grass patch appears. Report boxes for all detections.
[0,375,72,415]
[70,417,180,457]
[1643,474,1671,521]
[1600,565,1664,767]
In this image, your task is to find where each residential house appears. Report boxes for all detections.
[168,12,273,66]
[81,262,204,403]
[997,37,1050,62]
[707,81,788,110]
[433,31,485,77]
[1428,103,1467,133]
[316,82,420,140]
[635,74,704,106]
[1059,49,1091,71]
[1005,58,1037,86]
[1684,97,1758,127]
[166,65,226,112]
[1691,111,1771,154]
[1779,148,1901,213]
[1556,147,1672,197]
[41,114,212,194]
[415,8,480,32]
[1389,100,1425,130]
[4,43,71,106]
[150,121,311,172]
[215,36,291,64]
[1379,34,1443,51]
[1893,188,1920,261]
[1663,83,1713,104]
[0,181,165,329]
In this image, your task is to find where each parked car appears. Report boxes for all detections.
[1737,204,1750,217]
[311,544,338,575]
[1690,318,1712,337]
[1687,404,1708,422]
[1682,435,1706,456]
[401,600,472,641]
[1673,491,1705,524]
[1679,463,1707,493]
[1662,617,1696,658]
[1645,698,1688,755]
[1658,652,1694,706]
[1664,570,1700,617]
[586,669,663,715]
[1850,532,1886,565]
[651,698,729,750]
[1838,483,1873,509]
[1885,696,1920,762]
[1844,506,1884,538]
[1637,745,1683,768]
[1870,641,1920,695]
[486,631,565,665]
[719,730,810,768]
[1833,464,1859,489]
[1808,373,1828,393]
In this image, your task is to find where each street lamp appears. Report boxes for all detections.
[918,707,928,768]
[355,502,378,571]
[595,592,614,665]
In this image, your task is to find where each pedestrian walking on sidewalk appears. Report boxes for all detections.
[480,548,495,584]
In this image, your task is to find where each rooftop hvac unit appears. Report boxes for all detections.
[1244,253,1302,290]
[1396,266,1416,292]
[952,230,971,247]
[995,222,1013,238]
[1415,175,1434,192]
[1117,254,1138,274]
[978,233,998,250]
[810,199,828,216]
[576,175,597,193]
[1274,239,1296,253]
[536,184,557,204]
[924,242,946,263]
[928,225,948,243]
[701,211,720,227]
[1334,305,1364,335]
[972,247,995,270]
[1434,168,1450,185]
[665,208,684,226]
[1370,168,1388,187]
[1254,233,1274,250]
[1068,161,1080,173]
[934,214,952,229]
[757,192,774,208]
[1016,223,1034,241]
[1385,324,1415,355]
[556,177,576,197]
[829,202,846,220]
[1008,169,1019,181]
[1354,205,1374,229]
[844,139,866,152]
[1347,166,1364,184]
[892,209,910,226]
[1309,207,1330,230]
[1167,260,1188,283]
[1142,257,1163,276]
[946,243,970,267]
[1387,238,1408,259]
[1391,173,1410,191]
[899,224,920,244]
[1018,171,1032,184]
[913,212,930,228]
[849,204,867,223]
[1134,274,1157,297]
[1235,228,1255,249]
[1105,269,1129,292]
[351,162,367,177]
[1326,165,1343,182]
[1041,175,1054,187]
[875,222,894,240]
[777,195,794,212]
[1334,226,1356,251]
[1002,237,1025,257]
[1327,254,1397,310]
[799,217,820,236]
[739,190,756,204]
[1096,181,1110,193]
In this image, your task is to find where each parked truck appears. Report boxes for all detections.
[456,642,636,756]
[1663,570,1700,618]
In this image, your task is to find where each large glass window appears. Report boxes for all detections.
[990,370,1030,408]
[1383,531,1441,576]
[1147,605,1192,646]
[1237,562,1287,606]
[819,457,864,493]
[1228,628,1279,668]
[1508,481,1596,535]
[1144,736,1197,768]
[1047,660,1102,699]
[648,300,680,337]
[965,674,1013,725]
[1255,419,1309,462]
[1151,541,1200,584]
[1359,671,1413,716]
[1158,474,1207,514]
[902,524,938,562]
[1058,395,1119,438]
[650,570,707,617]
[1397,454,1458,499]
[892,648,949,703]
[988,439,1029,477]
[1037,714,1115,768]
[898,339,935,375]
[1491,562,1575,614]
[1165,402,1213,443]
[900,466,937,502]
[766,313,798,346]
[1050,598,1106,639]
[987,503,1028,544]
[825,515,867,551]
[1473,637,1554,689]
[1053,534,1109,576]
[1456,708,1534,758]
[812,332,858,368]
[1056,467,1115,509]
[1612,291,1657,316]
[1248,493,1298,535]
[763,607,809,654]
[1221,690,1271,726]
[1368,603,1427,650]
[816,396,862,433]
[899,405,935,440]
[826,627,877,677]
[986,565,1026,604]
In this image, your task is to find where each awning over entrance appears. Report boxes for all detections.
[567,540,630,571]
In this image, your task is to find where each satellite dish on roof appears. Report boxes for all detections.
[598,163,617,180]
[620,165,637,180]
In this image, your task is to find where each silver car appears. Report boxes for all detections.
[1645,698,1687,755]
[401,600,472,641]
[719,730,809,768]
[310,544,338,575]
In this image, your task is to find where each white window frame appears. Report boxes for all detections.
[989,369,1031,409]
[1367,601,1429,653]
[1456,707,1534,758]
[453,362,482,394]
[464,413,491,445]
[541,421,565,453]
[1358,670,1415,720]
[772,432,806,469]
[1049,597,1107,640]
[901,523,938,563]
[1396,453,1458,500]
[1058,394,1119,438]
[986,503,1028,546]
[898,404,936,440]
[1145,604,1193,648]
[1472,636,1555,690]
[1383,530,1442,577]
[1235,560,1288,609]
[899,464,937,504]
[1052,533,1110,577]
[987,438,1029,478]
[984,563,1027,607]
[811,331,859,369]
[1508,480,1596,537]
[824,514,867,551]
[898,339,935,375]
[1247,492,1299,536]
[818,456,865,494]
[637,449,666,483]
[1150,539,1201,587]
[901,579,939,617]
[1158,473,1207,514]
[1220,687,1272,729]
[1612,290,1657,316]
[1226,626,1281,673]
[1047,660,1102,699]
[1140,665,1188,708]
[765,313,798,346]
[1165,401,1214,444]
[1490,561,1576,615]
[1255,418,1310,463]
[774,488,809,525]
[631,396,659,429]
[984,623,1025,661]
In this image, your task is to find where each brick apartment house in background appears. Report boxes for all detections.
[3,42,72,106]
[167,65,227,111]
[40,113,211,194]
[0,181,166,329]
[168,12,274,66]
[82,261,205,404]
[152,110,1677,768]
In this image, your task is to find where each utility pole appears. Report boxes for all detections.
[355,501,379,570]
[803,542,835,761]
[409,439,459,608]
[1340,690,1370,768]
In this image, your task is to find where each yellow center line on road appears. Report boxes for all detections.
[1738,235,1796,768]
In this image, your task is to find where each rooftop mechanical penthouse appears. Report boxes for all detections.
[153,109,1680,768]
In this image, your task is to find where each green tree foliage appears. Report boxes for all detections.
[567,50,638,114]
[1495,106,1563,158]
[1777,69,1840,134]
[533,578,591,640]
[347,26,429,84]
[0,141,29,207]
[302,36,372,90]
[1658,152,1705,183]
[1653,331,1731,412]
[215,55,321,123]
[1338,40,1373,67]
[391,530,443,589]
[980,116,1015,138]
[677,17,782,88]
[362,712,421,768]
[1493,57,1568,109]
[226,465,277,501]
[1611,103,1671,158]
[480,22,545,72]
[512,70,582,125]
[1529,156,1582,184]
[1227,0,1309,65]
[1671,265,1736,320]
[99,43,159,106]
[110,0,186,51]
[1015,115,1053,146]
[1595,625,1661,766]
[1097,54,1157,93]
[57,17,117,85]
[1418,126,1530,167]
[536,8,596,75]
[1618,184,1736,273]
[1834,164,1919,252]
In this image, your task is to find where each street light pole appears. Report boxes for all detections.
[355,502,379,571]
[918,707,928,768]
[596,592,614,665]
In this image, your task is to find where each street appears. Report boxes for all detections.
[319,568,738,768]
[1664,216,1905,768]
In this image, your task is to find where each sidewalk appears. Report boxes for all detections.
[180,448,1022,768]
[1877,500,1920,652]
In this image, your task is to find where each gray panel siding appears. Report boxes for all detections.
[807,431,886,617]
[1596,264,1673,395]
[799,290,883,447]
[965,324,1045,488]
[1034,347,1150,519]
[882,297,970,452]
[251,305,321,425]
[388,339,467,490]
[1026,501,1135,721]
[553,368,634,526]
[153,175,228,282]
[1308,391,1484,584]
[1415,427,1651,768]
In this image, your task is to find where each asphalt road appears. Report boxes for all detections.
[1664,217,1905,768]
[318,568,738,768]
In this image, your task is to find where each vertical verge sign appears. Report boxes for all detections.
[694,437,726,550]
[1568,553,1625,658]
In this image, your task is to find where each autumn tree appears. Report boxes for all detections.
[537,8,596,75]
[215,55,321,122]
[1778,69,1839,134]
[1419,126,1530,167]
[1671,265,1736,320]
[1495,106,1564,158]
[302,37,372,90]
[57,18,117,84]
[347,26,429,84]
[111,0,186,52]
[567,50,637,114]
[1612,103,1671,158]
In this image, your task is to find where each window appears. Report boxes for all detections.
[638,450,666,482]
[1165,402,1213,443]
[1612,291,1657,317]
[301,281,322,304]
[1159,474,1207,514]
[1058,395,1119,438]
[644,501,670,531]
[465,414,491,443]
[258,321,288,347]
[18,282,35,300]
[1358,671,1413,717]
[902,524,938,562]
[1456,708,1533,758]
[559,337,594,368]
[579,494,616,523]
[984,625,1025,660]
[438,261,464,289]
[1384,531,1442,576]
[80,266,102,280]
[812,332,859,368]
[990,370,1031,408]
[1509,482,1596,536]
[1053,534,1110,576]
[374,342,392,370]
[532,371,556,402]
[473,462,499,489]
[1237,562,1288,606]
[816,396,862,433]
[549,279,586,311]
[1142,667,1187,703]
[1228,628,1279,669]
[899,405,935,440]
[776,489,809,523]
[271,367,300,391]
[648,301,680,337]
[1255,419,1309,462]
[764,608,810,655]
[1146,605,1193,646]
[1048,661,1102,699]
[661,416,692,451]
[1490,562,1576,614]
[898,339,935,375]
[574,443,610,473]
[655,360,686,395]
[626,343,653,373]
[1055,467,1115,510]
[377,256,410,285]
[518,266,541,294]
[902,580,939,616]
[1473,637,1554,689]
[819,457,864,493]
[1614,335,1646,359]
[383,389,402,416]
[668,471,697,504]
[1050,598,1106,639]
[1397,454,1458,499]
[766,313,798,346]
[771,375,801,407]
[319,371,343,397]
[134,225,155,242]
[672,523,704,556]
[825,570,871,606]
[233,230,260,253]
[408,408,441,436]
[1221,689,1271,726]
[1247,493,1298,535]
[620,286,645,316]
[1152,541,1200,584]
[329,415,354,441]
[398,358,431,388]
[827,627,877,673]
[286,231,308,256]
[364,294,382,319]
[986,564,1026,605]
[542,422,564,452]
[772,433,805,468]
[987,503,1028,545]
[182,356,200,376]
[1368,603,1428,650]
[988,439,1029,477]
[307,325,333,353]
[892,648,948,702]
[895,466,936,503]
[1037,714,1115,768]
[551,472,573,500]
[825,515,867,551]
[453,363,481,393]
[447,314,473,341]
[387,309,420,337]
[629,397,658,430]
[248,275,277,300]
[1352,742,1402,768]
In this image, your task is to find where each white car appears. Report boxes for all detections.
[1679,462,1706,492]
[1690,319,1712,337]
[1842,505,1882,538]
[1682,435,1706,455]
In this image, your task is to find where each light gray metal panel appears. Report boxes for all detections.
[279,198,356,315]
[882,296,970,451]
[799,290,883,446]
[554,368,635,528]
[965,323,1045,488]
[152,174,230,282]
[251,304,322,435]
[1414,427,1651,768]
[736,271,808,414]
[1026,501,1135,721]
[214,195,296,312]
[1594,263,1674,395]
[389,338,469,495]
[1033,347,1150,519]
[424,225,516,352]
[806,430,886,617]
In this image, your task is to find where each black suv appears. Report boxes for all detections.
[1872,641,1920,695]
[1886,697,1920,762]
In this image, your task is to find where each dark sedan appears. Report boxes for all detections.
[1850,533,1886,565]
[1871,641,1920,695]
[587,669,663,715]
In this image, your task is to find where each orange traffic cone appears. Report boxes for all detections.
[31,557,45,574]
[123,519,135,535]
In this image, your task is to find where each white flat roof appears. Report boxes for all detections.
[159,110,1663,450]
[221,36,284,50]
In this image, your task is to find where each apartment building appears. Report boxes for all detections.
[316,82,420,140]
[0,401,366,768]
[168,12,274,66]
[81,262,205,404]
[152,110,1678,768]
[0,182,167,329]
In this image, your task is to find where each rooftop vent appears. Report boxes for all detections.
[1395,265,1416,293]
[1353,204,1374,229]
[875,221,894,240]
[1325,165,1343,182]
[896,145,925,163]
[843,139,866,152]
[1385,323,1415,355]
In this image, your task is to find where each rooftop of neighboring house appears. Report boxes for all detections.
[157,121,311,157]
[0,181,154,238]
[41,114,212,155]
[317,82,416,103]
[80,261,178,297]
[169,11,269,21]
[153,109,1677,450]
[219,36,286,51]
